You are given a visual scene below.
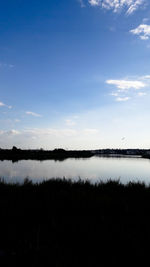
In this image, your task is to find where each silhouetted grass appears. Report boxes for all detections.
[0,178,150,266]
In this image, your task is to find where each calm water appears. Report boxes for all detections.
[0,157,150,184]
[1,156,150,184]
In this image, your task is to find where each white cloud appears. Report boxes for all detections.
[130,24,150,40]
[8,130,20,135]
[116,97,130,102]
[24,128,77,137]
[107,76,150,102]
[0,128,99,140]
[83,128,99,134]
[106,79,146,90]
[137,92,147,96]
[26,111,42,117]
[0,126,100,149]
[0,101,12,109]
[110,92,119,96]
[0,102,5,107]
[88,0,145,14]
[4,130,20,136]
[140,75,150,80]
[143,18,149,23]
[89,0,100,6]
[140,35,149,40]
[126,0,144,15]
[65,119,76,126]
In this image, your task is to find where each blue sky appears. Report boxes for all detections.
[1,0,150,149]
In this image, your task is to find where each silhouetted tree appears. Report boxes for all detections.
[12,146,18,151]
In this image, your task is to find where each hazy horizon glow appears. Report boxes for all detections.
[0,0,150,149]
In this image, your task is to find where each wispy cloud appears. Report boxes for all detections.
[0,102,5,107]
[14,119,21,123]
[65,119,76,126]
[106,76,149,102]
[89,0,100,6]
[0,126,101,149]
[143,18,149,23]
[78,0,85,7]
[88,0,145,14]
[0,63,14,69]
[6,130,20,135]
[24,128,77,137]
[83,128,99,134]
[130,24,150,40]
[137,92,147,96]
[0,129,20,136]
[125,0,145,15]
[13,127,99,139]
[106,79,146,90]
[110,92,119,96]
[0,101,12,109]
[141,75,150,80]
[26,111,42,117]
[116,97,130,102]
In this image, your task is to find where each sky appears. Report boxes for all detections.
[1,0,150,149]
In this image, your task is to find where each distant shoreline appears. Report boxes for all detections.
[0,147,150,161]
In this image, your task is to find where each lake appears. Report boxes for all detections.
[1,155,150,184]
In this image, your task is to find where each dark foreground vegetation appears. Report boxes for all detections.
[0,178,150,266]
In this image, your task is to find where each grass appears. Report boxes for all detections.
[0,178,149,266]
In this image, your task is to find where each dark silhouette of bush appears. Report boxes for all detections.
[12,146,18,151]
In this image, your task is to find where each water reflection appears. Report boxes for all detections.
[0,156,150,184]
